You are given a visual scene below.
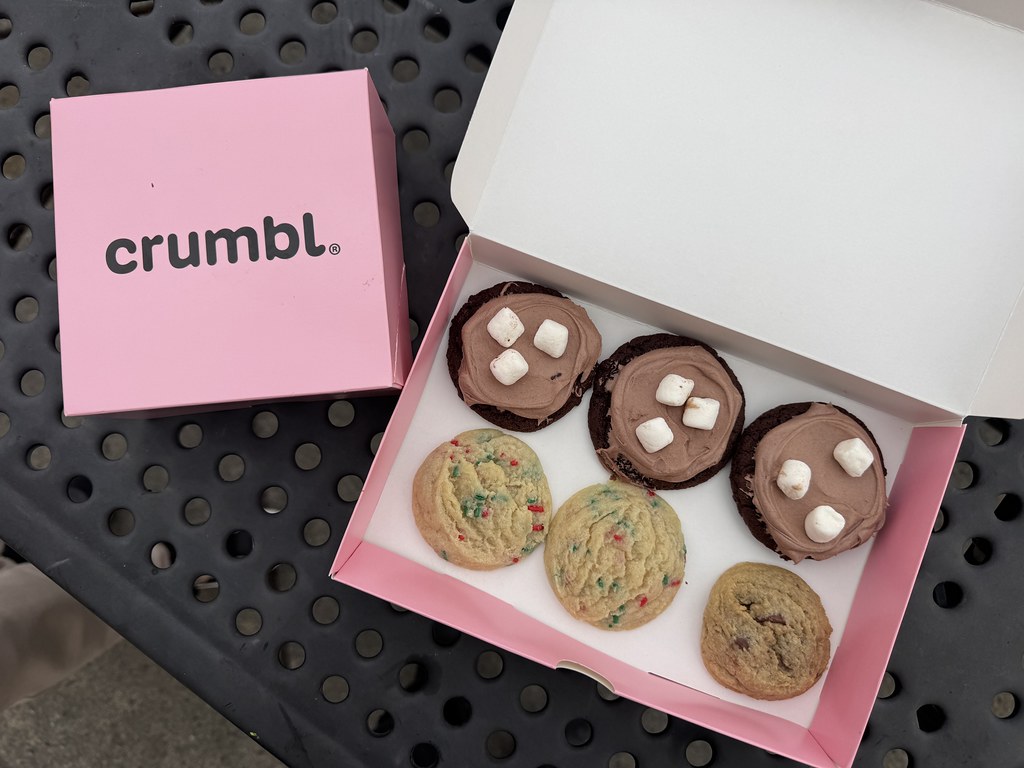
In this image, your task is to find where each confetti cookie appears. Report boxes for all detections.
[589,333,745,490]
[447,281,602,432]
[412,429,552,570]
[544,480,685,631]
[729,402,887,563]
[701,562,832,700]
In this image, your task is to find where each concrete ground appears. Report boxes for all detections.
[0,641,285,768]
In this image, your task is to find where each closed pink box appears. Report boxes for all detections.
[332,2,1024,767]
[52,71,410,417]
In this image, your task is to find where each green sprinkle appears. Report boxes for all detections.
[617,604,625,612]
[527,497,537,504]
[475,492,487,500]
[521,545,534,554]
[440,550,448,561]
[611,615,620,625]
[662,574,669,586]
[452,465,460,478]
[597,577,605,589]
[474,507,482,518]
[570,544,578,553]
[612,581,619,592]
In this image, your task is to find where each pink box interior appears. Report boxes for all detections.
[51,71,409,417]
[332,239,965,768]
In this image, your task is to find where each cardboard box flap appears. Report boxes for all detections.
[452,0,1024,419]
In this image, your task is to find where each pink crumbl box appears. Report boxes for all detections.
[52,71,409,417]
[332,2,1024,766]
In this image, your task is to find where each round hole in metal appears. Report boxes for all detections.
[392,57,419,82]
[322,675,349,703]
[882,748,911,768]
[370,432,384,455]
[933,507,947,533]
[328,400,355,427]
[402,128,430,153]
[2,153,25,179]
[994,493,1021,522]
[916,704,944,732]
[150,542,175,569]
[67,475,93,503]
[519,684,547,713]
[280,39,306,64]
[20,369,44,396]
[311,2,338,24]
[431,622,460,647]
[950,461,975,490]
[641,707,669,734]
[40,183,54,210]
[685,739,714,767]
[208,50,234,75]
[169,21,193,45]
[178,423,202,448]
[61,410,83,429]
[278,641,305,670]
[0,412,9,441]
[337,475,363,502]
[8,222,31,250]
[381,0,409,12]
[129,0,155,16]
[27,445,51,470]
[609,752,637,768]
[596,683,619,701]
[192,574,219,603]
[367,708,394,737]
[485,730,515,759]
[351,28,379,53]
[34,113,50,138]
[476,650,503,679]
[433,87,461,113]
[423,16,450,43]
[413,201,440,227]
[978,418,1009,446]
[218,454,245,481]
[261,486,287,515]
[225,530,253,558]
[268,563,297,592]
[399,661,427,692]
[312,596,340,625]
[565,718,592,747]
[962,536,992,565]
[27,45,52,70]
[932,581,963,609]
[14,296,38,322]
[991,691,1018,719]
[184,497,211,526]
[355,629,383,658]
[295,442,321,470]
[66,74,90,96]
[239,11,265,34]
[101,433,128,461]
[465,44,492,73]
[0,17,10,39]
[0,84,20,109]
[251,410,279,438]
[303,518,331,547]
[108,508,135,537]
[410,743,439,768]
[235,608,262,636]
[143,465,169,492]
[878,671,899,699]
[442,696,472,726]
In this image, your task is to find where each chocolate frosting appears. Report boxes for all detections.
[597,346,743,483]
[457,293,601,424]
[750,403,886,562]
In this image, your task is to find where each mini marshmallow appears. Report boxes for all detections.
[682,397,720,430]
[776,459,812,500]
[804,505,846,543]
[533,318,569,358]
[833,437,874,477]
[655,374,695,406]
[486,307,525,348]
[489,349,529,385]
[635,417,674,454]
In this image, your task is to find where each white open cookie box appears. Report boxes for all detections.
[332,1,1024,765]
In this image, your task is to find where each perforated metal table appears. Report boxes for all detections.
[1,2,1021,767]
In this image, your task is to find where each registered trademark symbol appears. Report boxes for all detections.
[329,243,341,255]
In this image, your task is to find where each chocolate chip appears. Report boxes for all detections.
[733,637,750,650]
[550,372,562,380]
[755,614,787,625]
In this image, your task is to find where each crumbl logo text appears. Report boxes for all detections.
[105,213,340,275]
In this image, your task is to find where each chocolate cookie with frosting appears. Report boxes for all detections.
[730,402,888,562]
[588,334,745,489]
[447,281,602,432]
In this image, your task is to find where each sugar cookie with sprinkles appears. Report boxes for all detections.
[412,428,552,570]
[544,480,685,631]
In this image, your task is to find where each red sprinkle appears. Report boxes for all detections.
[449,454,454,460]
[457,534,465,541]
[509,459,518,466]
[639,596,648,607]
[647,490,655,497]
[512,557,519,564]
[482,509,490,518]
[613,534,623,542]
[532,524,544,532]
[528,504,545,513]
[669,579,682,587]
[450,439,459,446]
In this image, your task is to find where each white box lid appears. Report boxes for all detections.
[453,0,1024,420]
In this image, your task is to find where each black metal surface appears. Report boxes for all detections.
[0,2,1020,767]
